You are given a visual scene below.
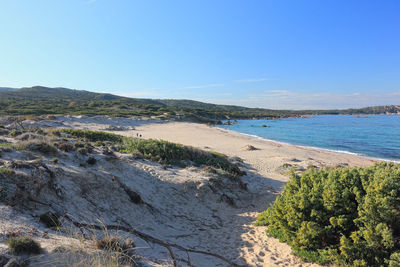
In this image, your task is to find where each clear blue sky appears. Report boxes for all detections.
[0,0,399,109]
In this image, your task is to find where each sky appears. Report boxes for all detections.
[0,0,399,110]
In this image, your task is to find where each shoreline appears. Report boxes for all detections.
[133,121,377,186]
[214,126,400,163]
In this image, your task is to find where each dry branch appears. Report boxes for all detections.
[29,199,245,267]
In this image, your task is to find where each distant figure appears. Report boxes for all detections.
[139,134,142,138]
[136,133,139,137]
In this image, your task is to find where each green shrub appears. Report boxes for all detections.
[7,236,42,254]
[0,167,15,178]
[9,129,23,137]
[26,141,58,154]
[58,142,74,152]
[49,129,244,177]
[52,157,59,164]
[54,129,123,143]
[121,138,245,177]
[255,163,400,266]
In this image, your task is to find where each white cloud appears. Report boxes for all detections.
[184,83,224,89]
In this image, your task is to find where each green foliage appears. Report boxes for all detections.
[121,138,244,177]
[9,129,23,137]
[0,167,15,178]
[54,129,123,143]
[26,141,58,154]
[47,128,244,177]
[7,236,42,254]
[52,157,59,163]
[255,163,400,266]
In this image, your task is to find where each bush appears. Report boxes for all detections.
[49,129,244,177]
[87,157,97,165]
[54,129,123,143]
[255,163,400,266]
[39,212,61,228]
[121,138,245,177]
[26,141,58,154]
[58,142,74,152]
[7,236,42,254]
[0,167,15,179]
[9,129,23,137]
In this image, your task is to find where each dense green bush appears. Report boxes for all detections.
[7,236,42,254]
[255,163,400,266]
[53,129,123,143]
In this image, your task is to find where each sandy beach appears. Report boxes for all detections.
[134,122,375,182]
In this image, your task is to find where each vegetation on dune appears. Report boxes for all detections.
[7,236,42,254]
[53,129,124,143]
[49,128,244,177]
[255,163,400,266]
[122,138,245,177]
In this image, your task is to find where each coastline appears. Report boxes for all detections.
[214,126,400,164]
[133,121,377,185]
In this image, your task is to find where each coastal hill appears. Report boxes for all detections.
[0,86,399,121]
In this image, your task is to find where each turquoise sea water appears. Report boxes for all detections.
[217,115,400,161]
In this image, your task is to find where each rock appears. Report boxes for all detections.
[244,145,257,151]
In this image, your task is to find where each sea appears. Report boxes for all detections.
[217,115,400,161]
